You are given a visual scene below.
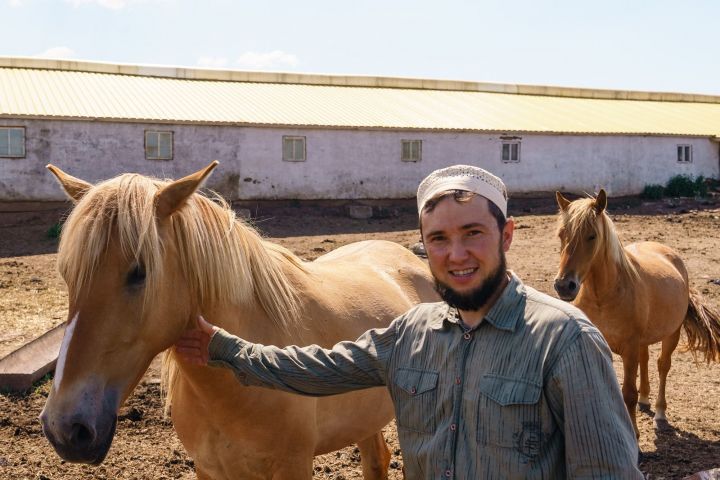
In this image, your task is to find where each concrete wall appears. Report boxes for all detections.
[0,118,717,201]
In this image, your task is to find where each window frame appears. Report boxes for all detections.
[501,140,521,163]
[0,126,26,158]
[145,130,174,160]
[677,144,692,163]
[401,139,422,162]
[282,135,307,162]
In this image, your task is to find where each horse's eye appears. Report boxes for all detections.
[127,264,146,287]
[587,234,596,241]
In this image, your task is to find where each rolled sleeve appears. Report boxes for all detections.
[207,321,398,396]
[546,326,643,479]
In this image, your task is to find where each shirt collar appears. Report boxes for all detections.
[430,272,526,332]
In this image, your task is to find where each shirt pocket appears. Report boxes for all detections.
[477,374,553,458]
[392,367,439,434]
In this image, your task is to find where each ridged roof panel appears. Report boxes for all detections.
[1,59,719,137]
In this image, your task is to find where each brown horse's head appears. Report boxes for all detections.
[553,189,610,301]
[40,162,220,464]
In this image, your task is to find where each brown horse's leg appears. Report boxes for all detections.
[655,328,681,425]
[357,432,391,480]
[621,350,640,439]
[638,345,651,411]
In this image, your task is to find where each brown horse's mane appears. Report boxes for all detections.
[58,173,306,331]
[556,195,640,281]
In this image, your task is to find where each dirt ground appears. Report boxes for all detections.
[1,194,719,479]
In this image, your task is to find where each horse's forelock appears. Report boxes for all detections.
[58,174,163,303]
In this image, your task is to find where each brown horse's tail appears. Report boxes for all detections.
[683,288,720,363]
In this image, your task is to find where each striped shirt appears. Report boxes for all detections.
[208,273,643,479]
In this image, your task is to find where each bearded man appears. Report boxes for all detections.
[176,165,642,479]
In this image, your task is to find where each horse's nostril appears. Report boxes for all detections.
[568,281,577,292]
[70,422,95,448]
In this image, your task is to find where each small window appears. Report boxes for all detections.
[283,136,306,162]
[145,131,173,160]
[501,141,520,163]
[677,144,692,163]
[401,140,422,162]
[0,127,26,158]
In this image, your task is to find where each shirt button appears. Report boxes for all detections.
[450,423,456,431]
[463,332,471,340]
[455,377,461,385]
[410,387,417,394]
[445,470,452,477]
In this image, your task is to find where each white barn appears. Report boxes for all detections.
[0,57,718,202]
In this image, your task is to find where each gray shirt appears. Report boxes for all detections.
[208,273,643,479]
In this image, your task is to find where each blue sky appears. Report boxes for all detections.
[2,0,718,95]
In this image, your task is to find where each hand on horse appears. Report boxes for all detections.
[174,315,219,366]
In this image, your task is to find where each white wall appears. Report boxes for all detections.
[0,119,717,201]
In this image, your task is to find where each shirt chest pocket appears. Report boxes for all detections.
[477,374,555,457]
[392,367,439,434]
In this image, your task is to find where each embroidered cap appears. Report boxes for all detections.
[417,165,508,217]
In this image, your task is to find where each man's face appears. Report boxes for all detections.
[421,195,514,309]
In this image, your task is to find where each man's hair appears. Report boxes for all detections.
[420,190,506,231]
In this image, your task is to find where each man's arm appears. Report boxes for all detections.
[175,316,397,396]
[545,325,644,479]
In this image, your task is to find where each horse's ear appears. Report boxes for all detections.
[155,161,220,219]
[555,191,571,211]
[594,189,607,213]
[46,164,92,203]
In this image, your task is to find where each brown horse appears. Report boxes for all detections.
[554,189,720,437]
[40,161,438,479]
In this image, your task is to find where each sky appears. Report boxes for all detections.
[1,0,719,95]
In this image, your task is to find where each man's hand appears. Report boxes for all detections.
[174,315,219,366]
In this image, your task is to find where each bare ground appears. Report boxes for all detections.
[1,195,719,479]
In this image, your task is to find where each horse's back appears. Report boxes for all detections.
[626,241,689,284]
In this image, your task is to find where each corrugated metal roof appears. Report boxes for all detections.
[1,57,719,137]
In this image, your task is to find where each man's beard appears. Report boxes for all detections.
[434,252,507,312]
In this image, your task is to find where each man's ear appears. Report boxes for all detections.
[46,164,93,203]
[155,161,219,219]
[502,217,515,252]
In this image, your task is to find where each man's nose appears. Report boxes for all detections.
[447,239,469,262]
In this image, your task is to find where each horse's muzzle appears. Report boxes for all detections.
[554,275,580,301]
[40,386,119,464]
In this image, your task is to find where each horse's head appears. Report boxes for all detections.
[553,189,608,301]
[40,161,219,464]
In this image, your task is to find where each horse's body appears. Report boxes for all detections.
[554,190,720,437]
[40,162,438,479]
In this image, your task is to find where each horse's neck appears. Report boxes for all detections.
[582,243,633,301]
[202,253,312,346]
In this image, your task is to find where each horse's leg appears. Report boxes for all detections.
[655,327,681,426]
[357,432,391,480]
[620,349,641,438]
[638,345,651,412]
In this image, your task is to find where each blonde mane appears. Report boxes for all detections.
[58,173,306,330]
[557,196,639,280]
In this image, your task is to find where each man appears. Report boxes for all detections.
[176,165,643,479]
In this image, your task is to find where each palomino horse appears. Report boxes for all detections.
[40,161,438,479]
[554,189,720,437]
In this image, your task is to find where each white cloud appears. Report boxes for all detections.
[64,0,167,10]
[65,0,127,8]
[34,46,77,59]
[235,51,299,70]
[197,57,229,69]
[7,0,29,7]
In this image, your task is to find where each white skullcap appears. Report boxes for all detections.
[417,165,508,217]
